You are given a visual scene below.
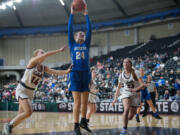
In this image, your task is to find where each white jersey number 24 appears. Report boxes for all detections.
[76,52,85,60]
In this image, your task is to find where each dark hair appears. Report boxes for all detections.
[131,68,138,81]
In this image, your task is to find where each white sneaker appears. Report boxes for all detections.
[2,124,12,135]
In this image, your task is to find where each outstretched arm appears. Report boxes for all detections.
[44,64,72,75]
[84,6,92,47]
[27,45,67,68]
[131,77,146,92]
[68,5,76,47]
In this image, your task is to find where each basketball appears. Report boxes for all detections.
[72,0,86,12]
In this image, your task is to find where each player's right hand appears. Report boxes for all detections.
[59,45,67,52]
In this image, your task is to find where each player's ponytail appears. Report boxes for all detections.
[131,68,138,81]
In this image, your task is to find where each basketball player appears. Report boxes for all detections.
[2,46,72,135]
[136,68,161,123]
[86,68,98,125]
[113,58,145,135]
[68,4,92,135]
[144,75,159,115]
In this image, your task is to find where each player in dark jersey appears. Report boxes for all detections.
[68,4,92,135]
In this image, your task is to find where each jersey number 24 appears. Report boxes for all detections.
[76,52,85,60]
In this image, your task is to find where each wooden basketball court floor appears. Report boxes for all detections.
[0,111,180,135]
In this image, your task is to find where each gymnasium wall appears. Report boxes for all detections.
[29,35,70,66]
[91,32,107,46]
[109,29,134,46]
[0,38,25,66]
[0,19,179,66]
[139,20,180,42]
[0,34,70,67]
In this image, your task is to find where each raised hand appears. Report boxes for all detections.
[83,4,88,15]
[59,45,67,52]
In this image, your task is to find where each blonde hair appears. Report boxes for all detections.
[33,49,44,57]
[124,58,138,81]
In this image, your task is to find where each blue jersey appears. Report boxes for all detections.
[68,14,92,71]
[175,82,180,90]
[142,75,147,83]
[141,75,151,101]
[140,75,147,91]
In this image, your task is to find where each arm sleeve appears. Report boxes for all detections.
[85,15,92,48]
[68,14,75,48]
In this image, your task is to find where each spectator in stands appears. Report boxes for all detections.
[175,78,180,95]
[175,90,180,101]
[153,69,161,78]
[169,69,175,83]
[164,70,169,78]
[61,94,68,102]
[175,78,180,89]
[163,90,170,100]
[165,80,171,90]
[157,76,166,87]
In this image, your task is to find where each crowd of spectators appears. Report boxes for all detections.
[0,75,72,103]
[0,48,180,103]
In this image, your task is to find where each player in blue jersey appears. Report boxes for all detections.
[136,68,162,122]
[68,4,92,135]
